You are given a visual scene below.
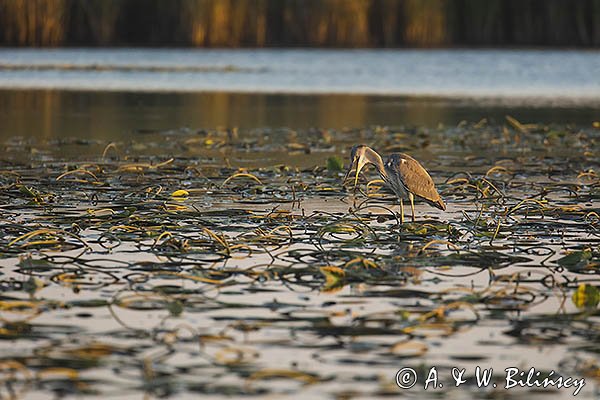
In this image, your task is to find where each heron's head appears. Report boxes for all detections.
[344,145,380,188]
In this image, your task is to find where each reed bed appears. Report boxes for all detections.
[1,0,599,47]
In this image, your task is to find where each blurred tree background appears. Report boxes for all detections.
[0,0,599,47]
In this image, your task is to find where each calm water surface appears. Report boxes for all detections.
[1,48,599,144]
[0,90,598,146]
[0,49,599,102]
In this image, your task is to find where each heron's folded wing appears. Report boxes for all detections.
[396,154,443,204]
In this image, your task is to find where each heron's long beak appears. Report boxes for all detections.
[353,160,361,188]
[343,158,355,185]
[343,153,368,190]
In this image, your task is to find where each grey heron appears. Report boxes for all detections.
[344,145,446,223]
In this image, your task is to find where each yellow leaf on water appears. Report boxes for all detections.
[215,347,259,365]
[320,266,346,293]
[505,115,528,133]
[345,257,378,269]
[222,172,262,186]
[390,341,428,357]
[247,368,319,385]
[171,189,189,197]
[572,284,600,309]
[37,367,79,380]
[65,343,118,360]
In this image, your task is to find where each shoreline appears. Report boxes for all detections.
[1,87,600,108]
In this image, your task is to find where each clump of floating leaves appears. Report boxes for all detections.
[0,118,598,398]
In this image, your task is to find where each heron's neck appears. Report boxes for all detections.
[365,147,387,181]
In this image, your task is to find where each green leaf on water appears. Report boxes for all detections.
[396,310,410,321]
[18,185,37,198]
[167,300,184,316]
[326,156,344,173]
[557,249,592,268]
[17,258,56,272]
[23,277,44,294]
[413,227,428,235]
[460,294,481,303]
[69,299,109,308]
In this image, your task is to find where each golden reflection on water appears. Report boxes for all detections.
[0,89,598,141]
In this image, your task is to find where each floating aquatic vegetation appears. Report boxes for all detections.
[0,120,598,398]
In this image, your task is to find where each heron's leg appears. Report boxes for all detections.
[409,193,415,222]
[399,199,405,224]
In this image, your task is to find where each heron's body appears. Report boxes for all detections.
[345,145,446,222]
